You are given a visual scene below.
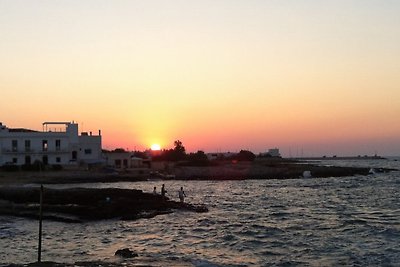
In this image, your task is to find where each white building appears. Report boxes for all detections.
[0,122,102,166]
[260,148,281,158]
[103,152,147,169]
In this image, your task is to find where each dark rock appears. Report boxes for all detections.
[114,248,138,258]
[168,201,209,212]
[0,187,208,222]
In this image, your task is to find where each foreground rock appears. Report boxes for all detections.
[0,187,208,222]
[114,248,138,258]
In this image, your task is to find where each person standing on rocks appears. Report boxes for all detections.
[152,186,157,195]
[178,186,186,203]
[161,184,167,201]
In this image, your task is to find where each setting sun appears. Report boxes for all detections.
[151,144,161,151]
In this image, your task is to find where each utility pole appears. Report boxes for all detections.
[38,185,44,262]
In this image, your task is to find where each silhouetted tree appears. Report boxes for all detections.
[182,150,210,166]
[234,150,256,161]
[171,140,186,161]
[151,149,170,161]
[187,150,208,162]
[152,140,187,162]
[173,140,185,153]
[112,148,127,153]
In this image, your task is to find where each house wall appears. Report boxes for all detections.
[78,135,102,163]
[103,153,146,169]
[104,152,131,168]
[0,122,102,166]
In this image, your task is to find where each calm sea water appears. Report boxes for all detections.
[1,158,399,266]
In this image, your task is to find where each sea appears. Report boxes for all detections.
[1,158,399,266]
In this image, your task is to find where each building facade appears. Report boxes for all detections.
[0,122,102,166]
[103,151,149,169]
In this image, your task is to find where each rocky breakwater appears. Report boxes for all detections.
[0,187,208,223]
[172,159,396,180]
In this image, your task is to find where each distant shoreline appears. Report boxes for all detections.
[291,155,387,161]
[0,158,397,186]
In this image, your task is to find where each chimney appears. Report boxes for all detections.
[98,130,101,136]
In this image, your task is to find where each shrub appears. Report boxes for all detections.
[1,164,19,172]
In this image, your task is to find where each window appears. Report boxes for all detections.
[12,140,18,152]
[42,140,48,151]
[55,140,61,151]
[84,149,92,155]
[115,159,121,167]
[25,156,31,165]
[25,140,31,151]
[123,159,128,168]
[56,157,61,163]
[12,158,17,164]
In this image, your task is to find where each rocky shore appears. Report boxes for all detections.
[0,187,207,223]
[2,259,193,267]
[172,161,375,179]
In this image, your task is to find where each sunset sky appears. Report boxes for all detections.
[1,1,399,156]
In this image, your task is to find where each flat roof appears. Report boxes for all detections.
[42,122,71,125]
[9,128,38,133]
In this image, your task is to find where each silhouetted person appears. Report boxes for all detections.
[161,184,167,201]
[178,186,186,203]
[152,186,157,195]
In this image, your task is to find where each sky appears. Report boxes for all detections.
[1,0,399,156]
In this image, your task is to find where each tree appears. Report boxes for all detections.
[173,140,185,154]
[112,148,127,153]
[171,140,186,161]
[187,150,208,162]
[234,150,256,161]
[152,140,187,162]
[177,150,211,166]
